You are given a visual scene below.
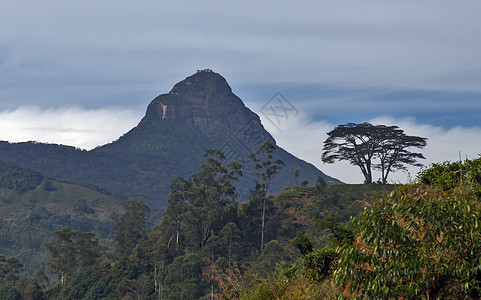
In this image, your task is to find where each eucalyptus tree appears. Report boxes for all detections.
[112,197,151,259]
[162,148,242,252]
[250,140,284,252]
[45,227,105,285]
[190,149,242,250]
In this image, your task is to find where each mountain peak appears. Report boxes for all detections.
[169,69,232,96]
[0,70,341,212]
[142,70,252,136]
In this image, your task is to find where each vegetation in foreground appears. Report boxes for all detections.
[245,156,481,299]
[2,147,480,299]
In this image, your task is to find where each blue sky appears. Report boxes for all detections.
[1,0,481,183]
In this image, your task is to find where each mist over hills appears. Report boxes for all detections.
[0,70,339,210]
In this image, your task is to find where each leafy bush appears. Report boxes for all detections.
[291,232,314,256]
[417,156,481,191]
[304,247,338,283]
[336,157,481,299]
[238,268,337,300]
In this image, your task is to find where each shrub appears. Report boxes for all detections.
[304,247,338,283]
[336,158,481,299]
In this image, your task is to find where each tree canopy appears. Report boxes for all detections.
[112,197,151,259]
[45,227,105,285]
[322,122,427,183]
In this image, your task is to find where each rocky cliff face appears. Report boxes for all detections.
[142,70,266,138]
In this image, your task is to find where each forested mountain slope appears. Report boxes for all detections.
[0,70,339,211]
[0,160,123,275]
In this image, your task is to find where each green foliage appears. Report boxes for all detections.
[291,232,314,256]
[0,285,22,300]
[112,196,151,259]
[417,160,464,189]
[45,258,144,300]
[0,256,47,300]
[0,255,24,285]
[336,157,481,299]
[303,247,338,283]
[163,253,206,299]
[45,227,106,284]
[0,162,122,276]
[418,157,481,193]
[161,149,242,252]
[14,145,391,299]
[0,161,43,193]
[314,213,355,247]
[238,266,337,300]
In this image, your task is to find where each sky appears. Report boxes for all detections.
[1,1,481,183]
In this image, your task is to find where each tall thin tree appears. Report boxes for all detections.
[250,141,284,252]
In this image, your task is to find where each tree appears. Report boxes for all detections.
[186,149,242,250]
[45,227,105,285]
[335,157,481,299]
[250,140,284,252]
[314,213,355,247]
[322,122,427,183]
[0,256,23,285]
[374,127,427,184]
[161,149,242,252]
[112,196,151,259]
[161,177,191,253]
[291,232,314,256]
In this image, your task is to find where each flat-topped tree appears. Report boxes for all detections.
[374,127,427,184]
[322,122,427,184]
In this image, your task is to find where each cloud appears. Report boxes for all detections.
[259,112,481,184]
[0,106,142,150]
[369,116,481,169]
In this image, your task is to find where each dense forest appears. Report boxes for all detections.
[0,160,124,275]
[1,144,480,299]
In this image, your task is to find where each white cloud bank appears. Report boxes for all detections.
[260,113,481,184]
[0,106,480,185]
[0,106,142,150]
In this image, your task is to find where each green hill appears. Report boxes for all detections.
[0,160,124,275]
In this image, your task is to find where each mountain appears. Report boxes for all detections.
[0,70,340,211]
[0,160,123,274]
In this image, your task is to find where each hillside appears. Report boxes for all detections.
[0,160,124,275]
[0,70,340,211]
[26,178,395,299]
